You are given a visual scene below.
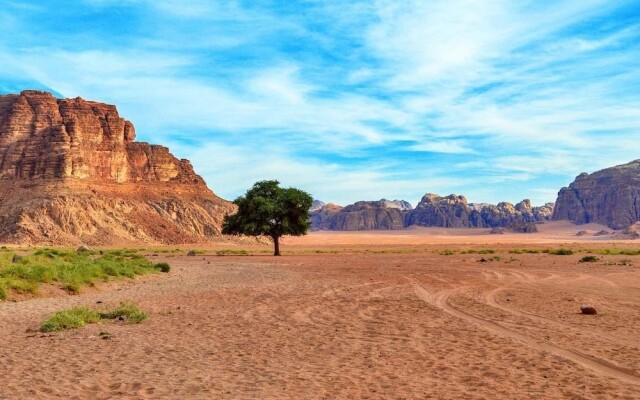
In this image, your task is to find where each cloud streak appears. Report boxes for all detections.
[0,0,638,206]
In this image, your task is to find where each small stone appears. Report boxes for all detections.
[77,245,93,253]
[580,305,597,315]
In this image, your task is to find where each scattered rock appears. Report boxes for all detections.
[576,230,589,236]
[77,245,93,253]
[594,230,611,236]
[490,227,505,234]
[580,305,597,315]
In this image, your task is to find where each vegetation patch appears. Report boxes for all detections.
[592,249,640,256]
[40,302,148,332]
[0,249,165,300]
[579,255,599,263]
[545,248,574,255]
[215,249,249,256]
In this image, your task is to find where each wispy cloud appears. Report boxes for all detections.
[0,0,638,206]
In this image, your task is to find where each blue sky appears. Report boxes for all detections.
[1,0,639,207]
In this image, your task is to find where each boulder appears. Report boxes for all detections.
[580,305,597,315]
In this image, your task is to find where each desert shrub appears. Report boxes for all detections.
[579,255,599,263]
[99,302,148,323]
[437,249,456,255]
[40,307,100,332]
[40,302,148,332]
[154,262,171,273]
[548,249,574,255]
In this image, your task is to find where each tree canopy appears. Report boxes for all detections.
[222,180,313,256]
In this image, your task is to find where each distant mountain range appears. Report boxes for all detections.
[312,159,640,232]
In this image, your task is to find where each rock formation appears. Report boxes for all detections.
[310,194,553,231]
[405,194,553,229]
[310,200,410,231]
[553,160,640,229]
[0,90,234,245]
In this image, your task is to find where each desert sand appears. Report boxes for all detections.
[1,222,640,399]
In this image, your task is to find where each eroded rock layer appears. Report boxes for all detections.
[552,160,640,229]
[0,91,233,245]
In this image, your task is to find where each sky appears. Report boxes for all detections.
[1,0,638,207]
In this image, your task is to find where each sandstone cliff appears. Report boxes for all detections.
[0,91,233,245]
[552,160,640,229]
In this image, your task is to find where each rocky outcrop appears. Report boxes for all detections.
[310,200,409,231]
[310,200,326,212]
[310,194,552,231]
[405,194,553,229]
[552,160,640,229]
[0,91,233,245]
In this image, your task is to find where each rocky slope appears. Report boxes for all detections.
[311,194,553,231]
[553,160,640,229]
[0,90,233,245]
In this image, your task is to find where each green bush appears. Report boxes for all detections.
[154,262,171,273]
[579,255,599,263]
[40,302,148,332]
[548,249,574,255]
[40,307,100,332]
[99,302,148,324]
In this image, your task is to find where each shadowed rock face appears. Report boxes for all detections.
[552,160,640,229]
[0,91,233,245]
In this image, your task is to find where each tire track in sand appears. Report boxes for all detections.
[410,282,640,386]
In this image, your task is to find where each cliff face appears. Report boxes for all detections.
[311,194,553,231]
[0,91,233,245]
[552,160,640,229]
[0,90,201,183]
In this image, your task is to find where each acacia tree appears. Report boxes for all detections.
[222,180,313,256]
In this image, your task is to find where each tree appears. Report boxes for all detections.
[222,180,313,256]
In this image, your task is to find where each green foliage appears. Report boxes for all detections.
[222,180,313,255]
[40,307,100,332]
[547,248,574,255]
[215,249,249,256]
[579,255,599,263]
[40,302,148,332]
[98,302,149,323]
[154,262,171,272]
[0,250,160,300]
[592,249,640,256]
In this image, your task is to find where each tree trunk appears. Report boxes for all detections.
[273,235,281,256]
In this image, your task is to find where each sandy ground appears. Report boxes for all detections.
[1,223,640,399]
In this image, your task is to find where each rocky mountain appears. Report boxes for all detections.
[311,193,553,231]
[310,200,409,231]
[310,200,326,212]
[0,90,234,245]
[553,160,640,229]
